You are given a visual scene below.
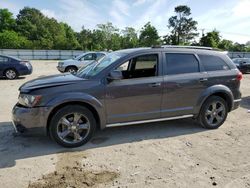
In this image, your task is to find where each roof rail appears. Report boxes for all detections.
[152,45,214,50]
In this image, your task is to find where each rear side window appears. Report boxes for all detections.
[199,55,230,72]
[0,56,8,62]
[165,53,199,75]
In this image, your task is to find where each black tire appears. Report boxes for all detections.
[65,66,78,73]
[198,96,228,129]
[4,68,18,80]
[49,105,96,148]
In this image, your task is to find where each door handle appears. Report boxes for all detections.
[199,78,208,82]
[149,82,161,87]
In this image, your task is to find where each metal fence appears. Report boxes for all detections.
[227,52,250,59]
[0,49,85,60]
[1,49,250,60]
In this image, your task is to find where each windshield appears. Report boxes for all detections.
[76,52,125,78]
[73,53,86,60]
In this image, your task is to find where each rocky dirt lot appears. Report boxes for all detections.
[0,61,250,188]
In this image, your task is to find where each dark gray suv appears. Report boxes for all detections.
[12,46,242,147]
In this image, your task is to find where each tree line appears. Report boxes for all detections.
[0,5,249,52]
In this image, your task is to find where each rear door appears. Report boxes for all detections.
[161,53,209,117]
[105,52,164,124]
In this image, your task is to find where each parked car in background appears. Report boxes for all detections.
[232,58,250,73]
[0,55,32,80]
[57,52,107,73]
[12,46,242,147]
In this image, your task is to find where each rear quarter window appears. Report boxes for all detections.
[199,55,230,72]
[0,56,9,62]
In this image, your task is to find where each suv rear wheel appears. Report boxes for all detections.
[198,96,228,129]
[49,105,96,148]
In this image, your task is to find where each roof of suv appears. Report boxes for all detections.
[115,46,223,56]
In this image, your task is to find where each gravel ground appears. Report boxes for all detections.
[0,61,250,188]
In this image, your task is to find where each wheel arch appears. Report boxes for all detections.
[4,67,19,76]
[46,101,101,136]
[195,85,234,116]
[65,65,78,71]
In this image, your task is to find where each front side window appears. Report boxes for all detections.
[165,53,199,75]
[115,54,158,79]
[83,53,96,61]
[199,55,230,71]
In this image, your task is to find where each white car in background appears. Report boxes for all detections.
[57,52,107,73]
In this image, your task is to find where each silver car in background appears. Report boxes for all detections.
[57,51,107,73]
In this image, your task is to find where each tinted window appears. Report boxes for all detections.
[165,53,199,75]
[199,55,230,71]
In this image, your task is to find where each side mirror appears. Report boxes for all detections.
[107,70,123,82]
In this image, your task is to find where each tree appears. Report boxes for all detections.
[218,39,234,51]
[97,22,119,50]
[121,27,138,48]
[0,9,16,32]
[139,22,160,47]
[0,30,31,49]
[232,43,247,52]
[77,26,94,50]
[200,30,220,48]
[167,5,198,45]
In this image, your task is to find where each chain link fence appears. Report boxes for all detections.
[0,49,85,60]
[0,49,250,60]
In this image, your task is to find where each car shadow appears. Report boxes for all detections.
[0,77,26,80]
[240,96,250,109]
[0,119,206,169]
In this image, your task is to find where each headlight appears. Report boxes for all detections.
[58,62,64,66]
[18,94,42,107]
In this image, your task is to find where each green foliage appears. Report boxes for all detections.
[139,22,160,47]
[0,9,16,32]
[0,6,249,52]
[121,27,138,48]
[200,30,221,48]
[0,30,31,48]
[166,5,198,45]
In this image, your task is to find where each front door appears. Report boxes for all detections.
[105,53,163,124]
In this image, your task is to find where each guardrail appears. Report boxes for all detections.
[0,49,85,60]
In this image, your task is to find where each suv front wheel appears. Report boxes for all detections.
[198,96,228,129]
[49,105,96,147]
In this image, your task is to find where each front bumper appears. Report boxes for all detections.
[19,66,33,76]
[12,104,49,135]
[57,66,66,73]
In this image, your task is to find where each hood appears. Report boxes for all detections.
[20,73,85,93]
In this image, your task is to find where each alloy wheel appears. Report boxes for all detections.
[5,69,16,79]
[57,113,90,144]
[205,101,226,127]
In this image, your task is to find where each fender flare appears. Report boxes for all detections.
[194,85,234,115]
[45,92,106,130]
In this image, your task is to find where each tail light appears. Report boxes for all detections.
[236,72,243,81]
